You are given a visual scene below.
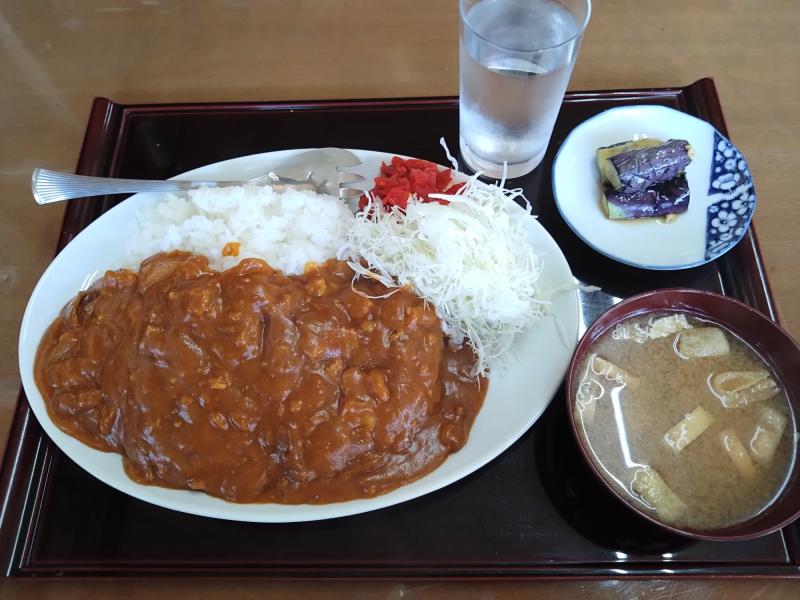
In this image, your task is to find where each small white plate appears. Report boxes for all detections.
[19,149,579,522]
[552,105,756,270]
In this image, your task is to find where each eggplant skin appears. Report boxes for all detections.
[597,138,663,188]
[603,173,690,220]
[608,139,693,194]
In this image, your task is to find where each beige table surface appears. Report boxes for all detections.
[2,0,799,597]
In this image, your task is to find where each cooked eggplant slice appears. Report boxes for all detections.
[648,314,693,340]
[632,466,686,522]
[664,405,714,454]
[720,429,757,479]
[597,138,663,187]
[710,370,781,408]
[602,173,690,220]
[750,406,787,465]
[676,327,731,358]
[605,139,694,194]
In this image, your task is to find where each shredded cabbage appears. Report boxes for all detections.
[439,137,459,171]
[337,176,545,376]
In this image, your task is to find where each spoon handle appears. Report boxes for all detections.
[31,169,317,205]
[31,168,231,204]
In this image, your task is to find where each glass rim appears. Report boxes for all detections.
[459,0,592,54]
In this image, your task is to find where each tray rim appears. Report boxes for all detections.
[1,78,795,579]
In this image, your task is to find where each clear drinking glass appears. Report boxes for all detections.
[459,0,591,178]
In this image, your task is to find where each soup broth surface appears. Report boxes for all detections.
[574,312,794,531]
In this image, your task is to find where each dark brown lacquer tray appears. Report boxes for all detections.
[1,79,798,579]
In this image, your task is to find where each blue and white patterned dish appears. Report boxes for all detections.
[552,105,756,270]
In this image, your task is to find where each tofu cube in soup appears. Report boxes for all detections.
[676,327,730,358]
[663,405,714,454]
[632,466,686,522]
[719,429,757,480]
[710,370,781,408]
[647,314,693,339]
[750,406,788,465]
[575,355,638,425]
[575,376,604,425]
[591,354,639,389]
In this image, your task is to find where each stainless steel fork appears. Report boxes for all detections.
[32,148,368,205]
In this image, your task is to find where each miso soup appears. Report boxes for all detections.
[573,312,795,531]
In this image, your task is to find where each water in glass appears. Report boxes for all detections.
[460,0,585,178]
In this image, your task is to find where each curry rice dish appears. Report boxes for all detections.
[35,252,486,503]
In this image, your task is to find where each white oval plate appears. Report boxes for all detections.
[19,149,579,522]
[552,105,756,270]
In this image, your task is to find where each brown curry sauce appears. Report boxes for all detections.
[34,252,486,503]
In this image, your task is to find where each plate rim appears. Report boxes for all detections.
[551,104,757,271]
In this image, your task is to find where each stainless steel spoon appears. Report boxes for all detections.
[32,148,366,205]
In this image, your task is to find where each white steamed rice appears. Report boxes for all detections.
[129,185,356,274]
